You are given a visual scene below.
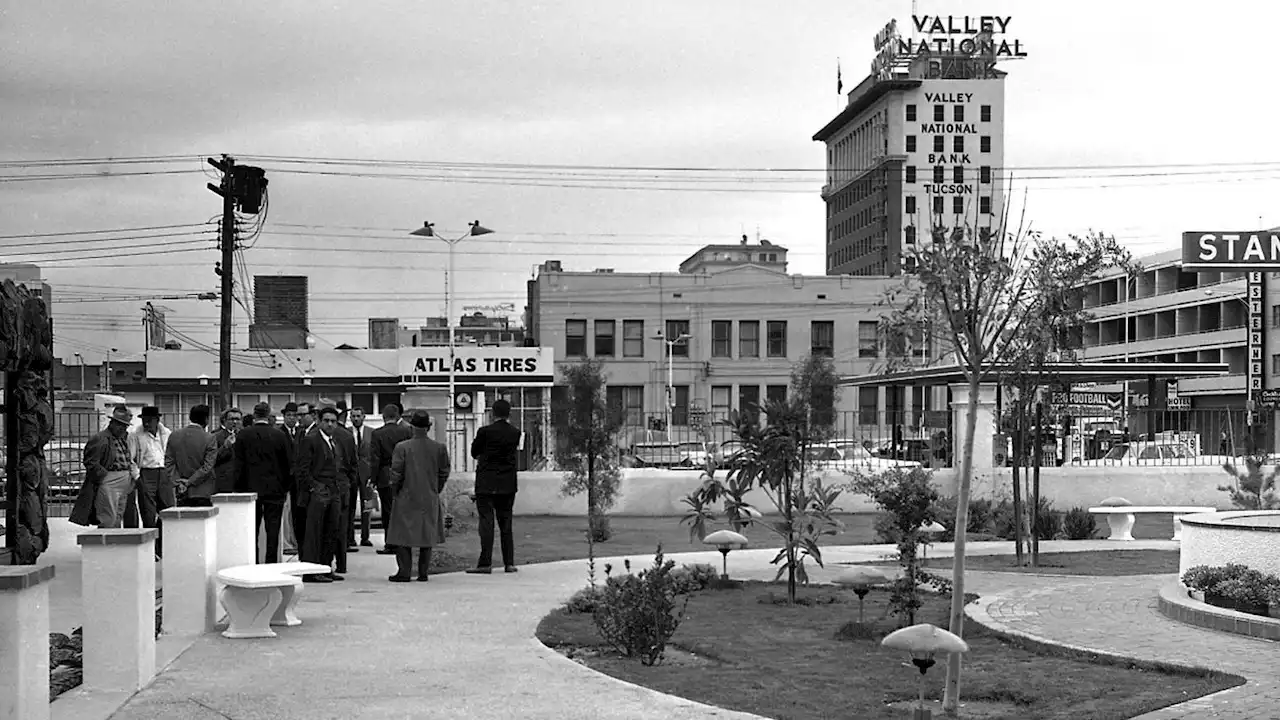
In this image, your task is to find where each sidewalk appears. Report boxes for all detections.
[101,537,1187,720]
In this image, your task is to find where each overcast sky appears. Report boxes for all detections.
[3,0,1279,363]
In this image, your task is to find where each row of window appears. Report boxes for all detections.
[607,383,937,427]
[565,319,929,360]
[905,104,993,123]
[905,135,992,155]
[905,164,994,184]
[902,196,995,222]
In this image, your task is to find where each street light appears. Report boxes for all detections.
[105,347,118,393]
[73,352,84,391]
[654,330,691,420]
[410,220,494,448]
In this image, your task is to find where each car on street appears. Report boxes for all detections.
[807,443,922,473]
[1075,440,1236,467]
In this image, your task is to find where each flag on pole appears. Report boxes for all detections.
[837,60,843,94]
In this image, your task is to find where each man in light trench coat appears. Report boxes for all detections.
[387,410,451,582]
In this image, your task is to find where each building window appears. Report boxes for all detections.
[953,136,964,153]
[905,104,917,121]
[565,319,587,357]
[606,385,644,427]
[953,196,965,214]
[711,385,732,419]
[980,166,992,184]
[932,196,944,214]
[858,321,879,358]
[810,321,834,358]
[1274,355,1280,375]
[766,384,788,407]
[905,226,916,244]
[933,104,944,121]
[933,135,944,153]
[953,166,963,183]
[766,321,788,358]
[980,104,991,122]
[350,392,376,414]
[905,135,916,152]
[858,387,879,425]
[905,166,916,184]
[905,196,916,214]
[912,327,929,361]
[739,385,761,415]
[980,136,992,153]
[665,319,690,356]
[594,320,615,357]
[711,320,732,358]
[980,196,992,215]
[672,385,690,426]
[953,105,965,122]
[739,320,760,357]
[932,166,944,183]
[1273,305,1280,327]
[622,319,644,357]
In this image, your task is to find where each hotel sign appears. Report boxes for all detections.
[399,346,555,385]
[1181,232,1280,269]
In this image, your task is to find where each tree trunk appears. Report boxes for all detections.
[587,453,597,541]
[1032,401,1043,565]
[785,466,797,604]
[1011,401,1024,565]
[942,373,981,714]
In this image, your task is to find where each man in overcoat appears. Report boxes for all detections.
[467,398,522,574]
[74,404,137,528]
[370,403,413,555]
[387,410,450,582]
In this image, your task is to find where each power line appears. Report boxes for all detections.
[0,222,212,240]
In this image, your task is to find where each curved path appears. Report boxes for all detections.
[105,538,1240,720]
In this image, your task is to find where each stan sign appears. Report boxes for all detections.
[1181,231,1280,269]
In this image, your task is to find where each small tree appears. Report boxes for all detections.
[553,358,626,564]
[790,354,839,445]
[849,466,941,625]
[1220,456,1280,510]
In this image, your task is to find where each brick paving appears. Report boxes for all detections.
[967,572,1280,720]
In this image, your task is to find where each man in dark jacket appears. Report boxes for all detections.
[212,407,243,494]
[467,399,522,574]
[235,402,294,563]
[297,406,351,582]
[347,407,375,549]
[78,404,137,528]
[370,403,413,555]
[165,404,218,507]
[330,417,358,575]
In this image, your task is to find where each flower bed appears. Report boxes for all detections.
[1181,564,1280,618]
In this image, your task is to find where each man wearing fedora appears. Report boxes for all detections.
[81,404,139,529]
[129,406,173,556]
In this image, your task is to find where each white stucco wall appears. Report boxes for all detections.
[1178,511,1280,578]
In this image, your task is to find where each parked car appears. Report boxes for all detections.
[714,440,748,470]
[676,441,710,468]
[807,443,922,473]
[1076,441,1235,467]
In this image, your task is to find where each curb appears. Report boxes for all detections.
[1156,581,1280,642]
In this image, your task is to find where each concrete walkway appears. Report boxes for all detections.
[94,536,1214,720]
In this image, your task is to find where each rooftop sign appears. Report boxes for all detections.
[1181,232,1280,269]
[869,14,1027,81]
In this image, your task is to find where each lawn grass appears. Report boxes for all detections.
[905,549,1181,576]
[537,582,1243,720]
[428,513,881,572]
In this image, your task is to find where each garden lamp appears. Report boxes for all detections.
[703,529,748,579]
[918,521,945,564]
[881,623,970,719]
[833,566,890,625]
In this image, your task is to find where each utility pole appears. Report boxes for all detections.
[209,155,237,412]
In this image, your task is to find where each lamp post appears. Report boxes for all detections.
[410,220,494,449]
[105,347,118,393]
[73,352,84,391]
[654,331,691,423]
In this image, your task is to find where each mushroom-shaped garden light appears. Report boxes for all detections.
[703,529,749,579]
[881,623,970,718]
[834,566,890,624]
[918,521,946,563]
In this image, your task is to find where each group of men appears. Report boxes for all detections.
[75,395,525,584]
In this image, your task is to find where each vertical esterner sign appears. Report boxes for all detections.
[1248,272,1266,420]
[1181,231,1280,269]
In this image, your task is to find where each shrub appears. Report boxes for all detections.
[1182,563,1251,592]
[563,585,604,614]
[930,496,995,541]
[1061,507,1098,540]
[1214,577,1273,609]
[592,548,691,666]
[587,514,612,543]
[848,466,938,625]
[991,497,1060,541]
[669,563,718,595]
[873,513,901,544]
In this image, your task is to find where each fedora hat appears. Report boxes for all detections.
[140,406,161,419]
[105,404,133,426]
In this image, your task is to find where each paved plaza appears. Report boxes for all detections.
[33,520,1276,719]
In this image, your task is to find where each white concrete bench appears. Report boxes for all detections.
[1087,505,1217,542]
[216,562,331,639]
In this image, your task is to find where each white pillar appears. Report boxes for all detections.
[159,506,219,636]
[77,529,156,692]
[950,383,999,472]
[0,566,55,720]
[212,493,257,569]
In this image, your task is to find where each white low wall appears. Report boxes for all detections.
[453,464,1239,516]
[1178,511,1280,578]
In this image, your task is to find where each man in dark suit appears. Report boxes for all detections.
[212,407,243,494]
[370,403,413,555]
[330,414,358,575]
[165,405,218,507]
[347,407,375,549]
[236,402,294,563]
[287,402,316,555]
[297,406,350,583]
[279,402,302,555]
[467,399,522,574]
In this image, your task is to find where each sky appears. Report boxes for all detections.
[3,0,1280,364]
